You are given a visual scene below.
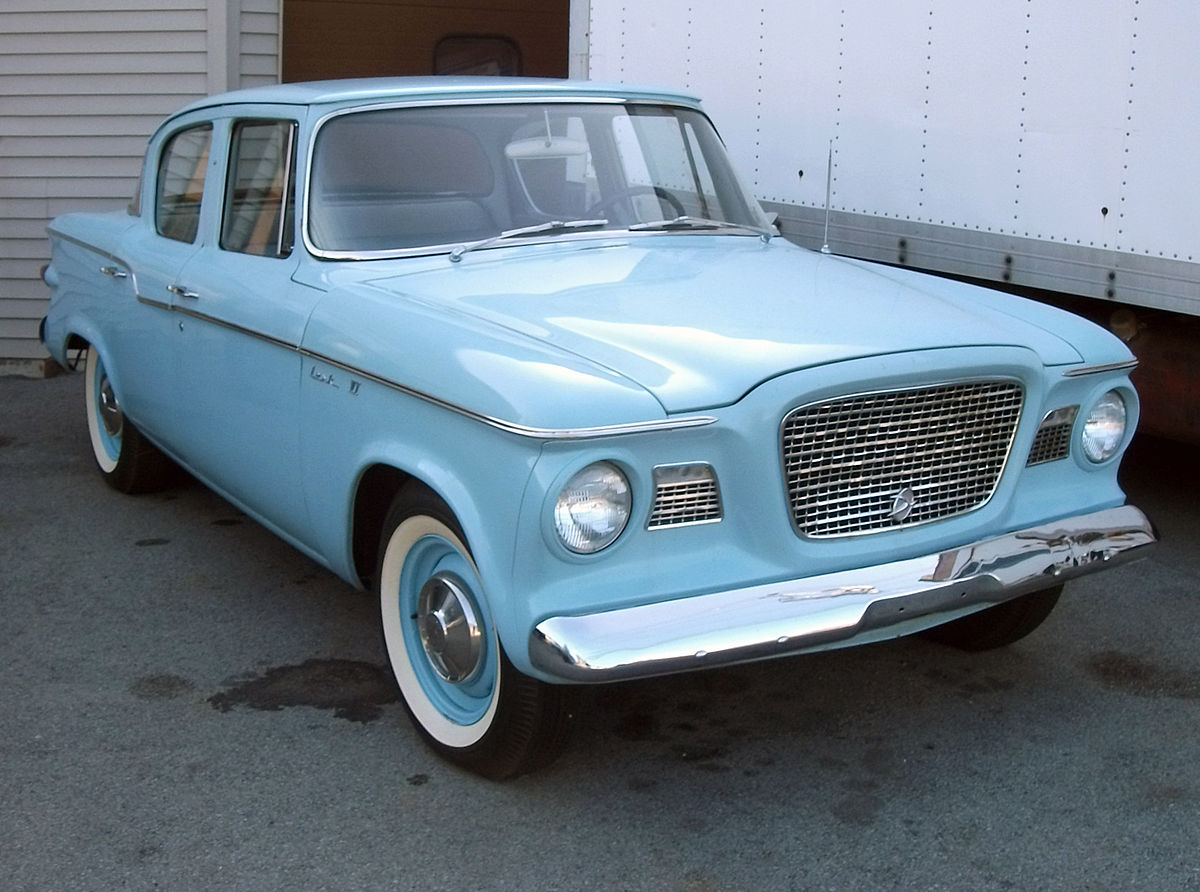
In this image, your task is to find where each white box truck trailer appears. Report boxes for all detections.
[570,0,1200,440]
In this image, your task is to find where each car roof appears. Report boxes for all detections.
[170,76,704,117]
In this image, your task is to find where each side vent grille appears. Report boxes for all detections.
[648,464,722,529]
[1027,406,1078,466]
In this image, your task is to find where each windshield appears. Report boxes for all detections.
[307,102,769,256]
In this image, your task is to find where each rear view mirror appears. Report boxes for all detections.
[505,137,589,160]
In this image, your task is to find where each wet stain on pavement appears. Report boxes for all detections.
[210,517,243,527]
[208,659,397,722]
[1085,650,1199,700]
[0,435,15,448]
[135,537,171,547]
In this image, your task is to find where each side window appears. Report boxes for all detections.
[221,120,297,258]
[156,124,212,243]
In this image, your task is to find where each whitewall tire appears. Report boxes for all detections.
[376,483,571,778]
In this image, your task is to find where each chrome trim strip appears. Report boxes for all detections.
[300,349,717,440]
[133,297,715,440]
[306,216,765,263]
[136,294,171,312]
[277,122,297,259]
[530,504,1156,683]
[47,229,129,270]
[1063,359,1139,377]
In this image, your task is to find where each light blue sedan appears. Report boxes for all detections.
[41,78,1156,778]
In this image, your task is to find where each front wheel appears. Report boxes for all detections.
[376,484,571,779]
[83,348,171,493]
[920,585,1064,651]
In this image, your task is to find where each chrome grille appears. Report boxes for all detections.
[782,381,1024,538]
[647,464,722,529]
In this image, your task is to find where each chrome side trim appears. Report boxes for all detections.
[530,504,1156,683]
[131,294,715,440]
[1063,359,1138,377]
[135,294,171,312]
[301,349,716,440]
[47,229,132,273]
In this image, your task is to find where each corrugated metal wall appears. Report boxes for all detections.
[0,0,280,365]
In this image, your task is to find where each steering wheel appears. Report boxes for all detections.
[585,185,686,221]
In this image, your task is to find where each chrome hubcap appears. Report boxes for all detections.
[98,376,123,438]
[417,572,483,684]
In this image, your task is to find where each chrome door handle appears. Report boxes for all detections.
[167,284,199,299]
[100,266,128,279]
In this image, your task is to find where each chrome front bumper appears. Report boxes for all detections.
[529,504,1156,683]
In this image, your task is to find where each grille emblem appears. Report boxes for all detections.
[888,487,916,523]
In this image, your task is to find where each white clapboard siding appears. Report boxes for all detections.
[0,0,280,362]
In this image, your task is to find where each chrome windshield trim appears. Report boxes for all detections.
[306,225,768,263]
[1063,359,1139,377]
[301,349,716,440]
[530,504,1156,682]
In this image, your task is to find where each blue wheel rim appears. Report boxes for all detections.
[397,533,497,726]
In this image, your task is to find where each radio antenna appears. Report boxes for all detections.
[820,140,833,254]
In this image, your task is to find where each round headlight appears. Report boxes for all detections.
[1081,390,1127,463]
[553,462,631,554]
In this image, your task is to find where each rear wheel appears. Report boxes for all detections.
[83,348,171,493]
[920,585,1063,651]
[376,483,571,779]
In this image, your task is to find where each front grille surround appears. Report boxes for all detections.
[782,379,1025,539]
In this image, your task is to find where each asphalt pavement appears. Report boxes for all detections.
[2,371,1198,891]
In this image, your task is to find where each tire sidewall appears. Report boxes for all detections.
[84,349,120,475]
[378,511,502,750]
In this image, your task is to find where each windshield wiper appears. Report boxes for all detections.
[449,219,610,262]
[628,216,774,240]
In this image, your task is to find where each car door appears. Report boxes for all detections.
[115,118,214,448]
[168,114,321,548]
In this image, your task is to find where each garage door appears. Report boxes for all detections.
[283,0,569,81]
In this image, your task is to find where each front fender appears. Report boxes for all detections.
[299,364,543,662]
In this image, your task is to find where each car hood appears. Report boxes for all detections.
[360,237,1091,413]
